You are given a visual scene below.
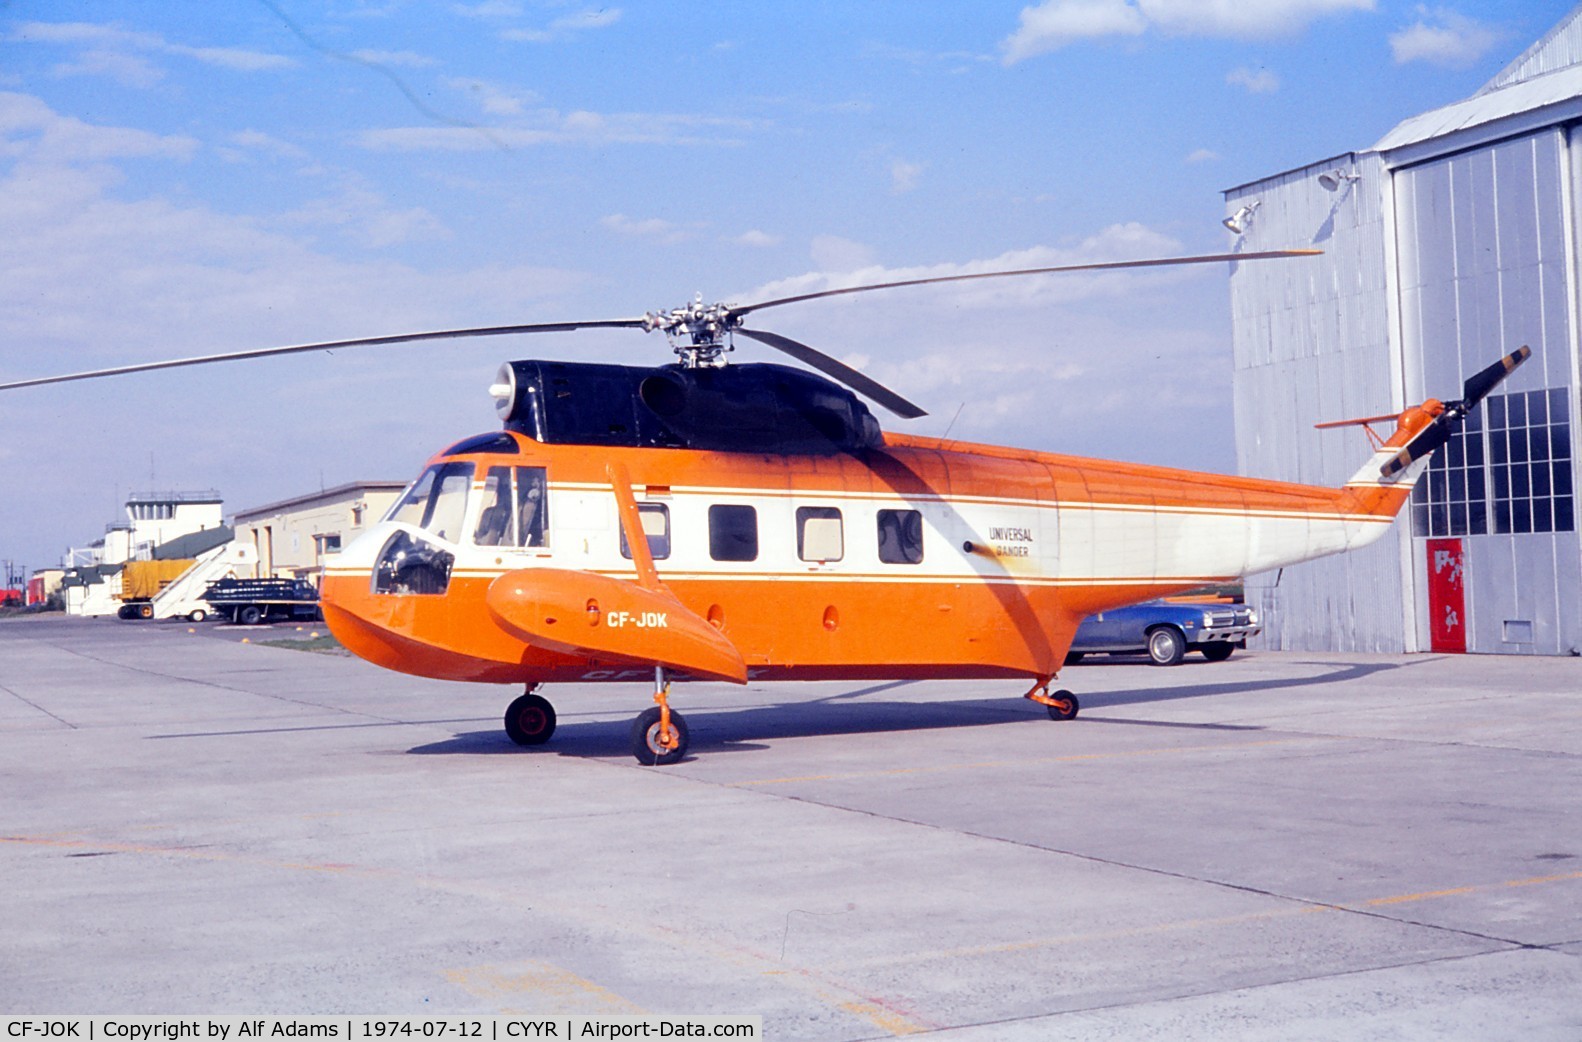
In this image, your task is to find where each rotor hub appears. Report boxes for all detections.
[643,296,740,367]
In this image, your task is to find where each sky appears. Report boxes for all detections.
[1,0,1577,575]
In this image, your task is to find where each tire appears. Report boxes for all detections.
[631,706,689,766]
[1199,642,1235,662]
[138,603,153,619]
[188,609,207,623]
[504,692,557,746]
[238,605,263,625]
[1045,690,1079,720]
[1146,626,1186,666]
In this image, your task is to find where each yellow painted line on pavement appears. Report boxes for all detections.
[443,961,645,1015]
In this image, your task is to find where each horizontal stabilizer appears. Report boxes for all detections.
[1313,412,1400,431]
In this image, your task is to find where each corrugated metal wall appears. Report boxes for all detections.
[1227,153,1411,652]
[1393,129,1582,655]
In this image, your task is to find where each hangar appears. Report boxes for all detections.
[1227,6,1582,656]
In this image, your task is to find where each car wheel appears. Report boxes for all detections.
[1146,626,1186,666]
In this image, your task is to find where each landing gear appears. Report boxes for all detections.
[504,686,557,746]
[1023,677,1080,721]
[631,667,689,765]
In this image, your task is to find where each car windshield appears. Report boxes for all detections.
[385,461,475,542]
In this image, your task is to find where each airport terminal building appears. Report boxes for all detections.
[1227,7,1582,655]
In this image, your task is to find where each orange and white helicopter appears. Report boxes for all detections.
[1,250,1530,764]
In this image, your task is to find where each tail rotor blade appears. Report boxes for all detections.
[1460,345,1531,409]
[1380,419,1451,478]
[1379,345,1531,477]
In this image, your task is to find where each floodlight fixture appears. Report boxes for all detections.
[1318,169,1361,192]
[1222,201,1260,235]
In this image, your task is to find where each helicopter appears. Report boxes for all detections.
[0,249,1531,764]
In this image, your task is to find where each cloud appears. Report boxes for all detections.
[501,7,624,43]
[1002,0,1375,61]
[724,223,1239,467]
[350,49,440,69]
[225,129,311,162]
[452,1,524,17]
[755,223,1188,310]
[600,213,702,244]
[1226,65,1280,93]
[0,91,197,164]
[810,235,879,273]
[1389,8,1505,69]
[733,229,781,248]
[12,21,295,77]
[284,180,452,248]
[1002,0,1147,62]
[446,77,540,116]
[49,49,165,88]
[357,110,757,151]
[1185,147,1221,163]
[890,158,924,194]
[0,92,602,571]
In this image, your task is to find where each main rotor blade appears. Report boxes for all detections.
[0,318,647,392]
[731,249,1323,319]
[734,326,927,419]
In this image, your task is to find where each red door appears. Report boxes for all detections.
[1426,538,1466,653]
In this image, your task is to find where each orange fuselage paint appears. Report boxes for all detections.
[320,420,1426,687]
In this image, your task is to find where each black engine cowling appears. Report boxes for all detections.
[491,360,883,455]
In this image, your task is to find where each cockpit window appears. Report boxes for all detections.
[385,461,475,542]
[474,466,549,548]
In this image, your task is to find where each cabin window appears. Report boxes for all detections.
[877,508,924,564]
[620,503,671,561]
[709,504,759,562]
[474,466,550,548]
[797,507,843,562]
[387,461,474,543]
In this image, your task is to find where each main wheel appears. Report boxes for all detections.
[138,603,153,619]
[1146,626,1186,666]
[1199,642,1235,662]
[1045,690,1079,720]
[504,692,557,746]
[631,706,689,766]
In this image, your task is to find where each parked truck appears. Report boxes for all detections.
[203,576,321,625]
[116,542,258,621]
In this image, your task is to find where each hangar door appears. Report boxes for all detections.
[1394,127,1581,655]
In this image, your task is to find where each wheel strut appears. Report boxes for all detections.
[631,666,690,765]
[1023,676,1080,721]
